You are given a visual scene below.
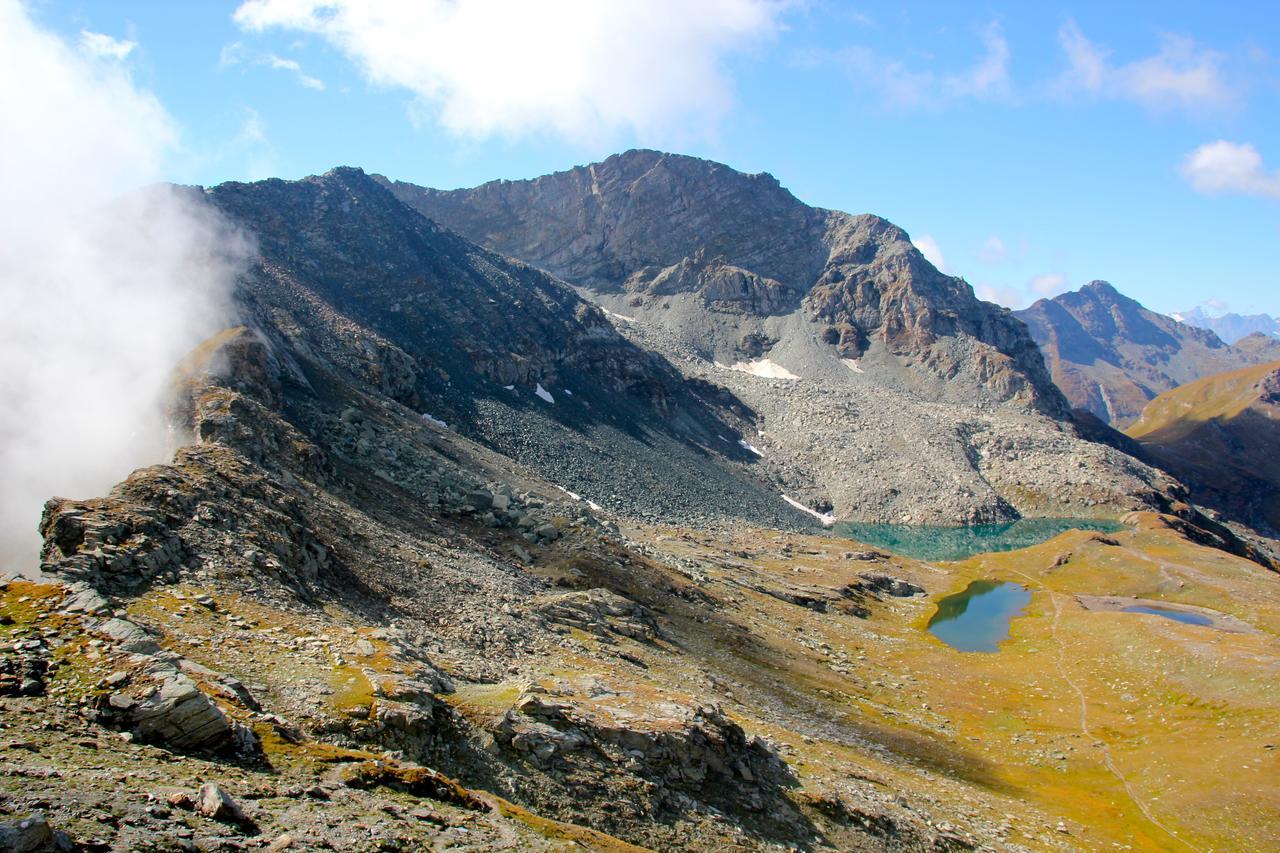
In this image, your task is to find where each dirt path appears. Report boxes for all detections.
[1008,566,1194,851]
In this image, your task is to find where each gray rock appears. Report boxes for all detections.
[196,782,245,824]
[127,672,233,751]
[96,618,160,654]
[0,813,52,853]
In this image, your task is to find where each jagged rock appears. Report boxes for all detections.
[118,671,234,752]
[336,760,487,811]
[535,588,660,641]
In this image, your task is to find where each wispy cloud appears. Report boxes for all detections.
[975,282,1025,309]
[815,20,1011,109]
[220,41,325,91]
[913,234,949,272]
[1028,273,1068,297]
[1054,19,1236,112]
[1181,140,1280,199]
[232,0,787,143]
[976,235,1007,264]
[79,30,136,61]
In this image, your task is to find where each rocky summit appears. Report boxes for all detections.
[5,154,1280,852]
[1015,280,1280,426]
[381,150,1176,525]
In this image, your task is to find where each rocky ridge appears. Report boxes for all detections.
[381,151,1177,524]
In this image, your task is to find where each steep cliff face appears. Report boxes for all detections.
[1016,281,1270,426]
[380,150,1065,416]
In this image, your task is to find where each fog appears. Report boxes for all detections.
[0,1,248,574]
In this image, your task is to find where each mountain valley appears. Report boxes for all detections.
[3,154,1279,852]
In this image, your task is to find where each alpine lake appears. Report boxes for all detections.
[833,518,1127,652]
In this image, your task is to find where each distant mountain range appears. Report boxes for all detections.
[1014,281,1280,426]
[1173,306,1280,344]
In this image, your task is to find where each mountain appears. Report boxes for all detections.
[1015,281,1273,426]
[378,150,1173,525]
[1174,306,1280,344]
[1128,359,1280,533]
[12,160,1280,851]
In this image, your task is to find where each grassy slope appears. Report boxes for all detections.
[1126,359,1280,442]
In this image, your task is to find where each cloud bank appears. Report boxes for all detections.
[232,0,787,142]
[0,1,247,573]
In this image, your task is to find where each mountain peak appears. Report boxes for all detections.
[1015,280,1271,425]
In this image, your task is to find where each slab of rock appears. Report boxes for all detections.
[126,672,234,751]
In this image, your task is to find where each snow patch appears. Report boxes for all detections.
[1171,313,1185,322]
[563,389,573,396]
[782,495,836,527]
[421,413,448,429]
[738,439,764,457]
[715,358,800,380]
[842,358,864,374]
[502,385,515,391]
[535,383,555,404]
[603,308,636,324]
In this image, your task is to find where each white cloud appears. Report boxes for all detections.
[267,54,325,90]
[1055,19,1235,112]
[1181,140,1280,199]
[79,30,136,61]
[0,1,247,571]
[824,20,1010,109]
[975,282,1024,308]
[1028,273,1068,297]
[976,235,1007,264]
[232,0,787,142]
[220,41,325,91]
[913,233,948,272]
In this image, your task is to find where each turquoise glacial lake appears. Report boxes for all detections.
[927,580,1032,653]
[834,518,1125,562]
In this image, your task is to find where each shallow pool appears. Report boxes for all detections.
[927,580,1032,652]
[834,518,1124,562]
[1122,604,1213,626]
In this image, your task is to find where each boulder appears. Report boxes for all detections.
[126,672,234,752]
[0,814,53,853]
[196,782,246,824]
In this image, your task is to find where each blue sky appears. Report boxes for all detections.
[23,0,1280,315]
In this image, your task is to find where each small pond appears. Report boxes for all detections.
[1122,604,1213,627]
[835,518,1125,562]
[927,580,1032,652]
